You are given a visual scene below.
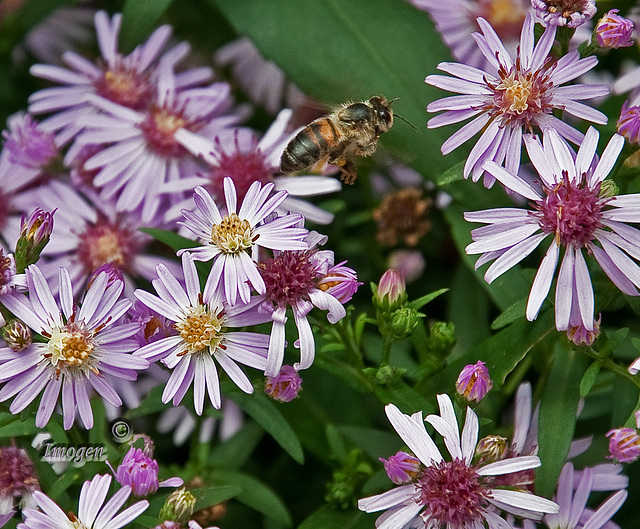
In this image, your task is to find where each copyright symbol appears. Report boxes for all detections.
[110,419,132,443]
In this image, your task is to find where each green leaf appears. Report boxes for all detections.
[579,362,601,398]
[597,327,629,357]
[338,426,401,461]
[209,469,292,527]
[211,0,461,181]
[0,417,38,437]
[139,228,198,252]
[299,504,374,529]
[228,391,304,464]
[407,288,448,311]
[120,0,175,53]
[191,485,244,510]
[126,384,169,418]
[536,343,589,498]
[371,377,434,414]
[491,298,527,330]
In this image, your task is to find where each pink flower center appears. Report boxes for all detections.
[416,459,489,526]
[541,0,591,19]
[140,104,199,158]
[476,0,528,41]
[533,176,607,248]
[94,63,155,110]
[76,217,141,275]
[206,139,273,203]
[0,446,39,498]
[487,61,554,127]
[260,250,319,308]
[70,145,103,188]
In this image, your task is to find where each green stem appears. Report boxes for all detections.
[582,347,640,390]
[334,317,365,368]
[379,334,393,367]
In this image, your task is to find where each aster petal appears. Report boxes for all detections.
[435,62,492,84]
[202,352,221,409]
[193,186,223,225]
[461,406,479,464]
[6,369,48,411]
[27,265,60,324]
[33,490,73,529]
[223,176,238,214]
[308,289,346,324]
[274,175,341,196]
[555,245,575,331]
[134,290,180,321]
[479,456,541,476]
[439,113,490,155]
[463,121,502,179]
[58,268,74,320]
[202,256,225,304]
[466,223,540,254]
[385,404,442,466]
[223,254,239,306]
[530,21,556,72]
[589,134,625,187]
[562,100,608,126]
[464,208,530,223]
[427,94,486,113]
[426,415,462,460]
[538,114,585,147]
[162,356,193,403]
[93,486,132,529]
[88,373,122,408]
[357,484,420,513]
[193,356,206,416]
[485,233,547,284]
[77,272,108,323]
[590,243,639,295]
[476,17,511,66]
[582,490,627,529]
[425,74,490,95]
[101,500,149,529]
[427,108,482,128]
[489,489,559,514]
[550,56,600,86]
[574,248,594,331]
[216,352,254,394]
[519,14,535,70]
[265,309,287,377]
[526,239,560,321]
[35,377,62,428]
[595,233,640,289]
[613,65,640,95]
[375,501,423,529]
[484,511,513,529]
[574,127,599,178]
[61,381,76,430]
[483,162,543,200]
[292,309,315,372]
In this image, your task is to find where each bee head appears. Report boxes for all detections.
[369,96,394,133]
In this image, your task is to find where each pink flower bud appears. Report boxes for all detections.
[596,10,635,49]
[265,365,303,403]
[376,269,406,307]
[606,427,640,463]
[618,101,640,146]
[379,451,421,484]
[456,361,492,403]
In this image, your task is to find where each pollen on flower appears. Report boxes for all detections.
[532,0,596,27]
[174,305,224,355]
[206,137,273,203]
[415,459,489,527]
[259,250,319,307]
[94,62,155,110]
[46,324,96,370]
[533,177,608,248]
[76,218,140,274]
[140,104,195,158]
[210,213,254,254]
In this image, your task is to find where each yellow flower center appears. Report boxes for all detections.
[95,231,125,267]
[496,73,534,114]
[47,327,95,369]
[210,213,254,254]
[485,0,528,27]
[174,305,224,354]
[151,108,188,138]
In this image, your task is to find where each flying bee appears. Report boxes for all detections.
[280,96,395,185]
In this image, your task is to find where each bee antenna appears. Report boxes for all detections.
[395,113,421,134]
[388,97,401,104]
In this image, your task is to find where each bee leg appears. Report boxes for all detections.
[338,160,358,185]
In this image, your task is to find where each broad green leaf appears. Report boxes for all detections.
[209,469,292,527]
[407,288,448,311]
[371,377,434,414]
[579,361,601,398]
[448,263,490,350]
[191,485,244,510]
[536,343,589,498]
[211,0,461,181]
[0,417,38,437]
[338,425,402,461]
[228,391,304,464]
[120,0,175,53]
[208,422,264,469]
[491,298,527,330]
[299,504,374,529]
[418,309,555,395]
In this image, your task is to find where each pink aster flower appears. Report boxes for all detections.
[27,10,208,143]
[531,0,596,28]
[113,446,183,497]
[178,178,309,306]
[617,100,640,145]
[259,232,358,376]
[358,394,559,528]
[18,474,148,529]
[264,365,303,403]
[133,254,272,413]
[166,109,341,225]
[0,265,149,429]
[408,0,531,70]
[595,10,635,49]
[456,360,493,402]
[426,13,608,186]
[541,463,627,529]
[606,428,640,463]
[464,127,639,332]
[380,451,422,485]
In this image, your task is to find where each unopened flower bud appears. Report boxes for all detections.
[379,451,421,484]
[15,208,54,272]
[159,487,196,524]
[618,101,640,146]
[265,365,303,403]
[375,269,407,310]
[606,427,640,463]
[389,307,420,339]
[599,180,619,199]
[475,435,508,465]
[115,447,160,496]
[456,361,492,403]
[2,320,32,351]
[595,10,635,49]
[428,321,456,353]
[317,262,361,304]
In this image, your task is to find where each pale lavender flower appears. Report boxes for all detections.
[388,249,426,283]
[265,365,303,403]
[613,65,640,107]
[178,178,309,306]
[531,0,596,28]
[133,254,272,413]
[456,360,493,402]
[166,109,341,225]
[464,127,638,332]
[542,463,627,529]
[595,10,635,49]
[214,37,306,115]
[114,447,183,497]
[358,394,559,528]
[2,113,58,170]
[606,428,640,463]
[0,266,149,429]
[16,180,181,296]
[379,451,421,485]
[68,63,243,223]
[617,100,640,145]
[18,474,148,529]
[408,0,531,70]
[0,445,39,523]
[27,10,209,144]
[426,13,608,186]
[259,232,357,376]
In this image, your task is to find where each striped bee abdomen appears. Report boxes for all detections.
[280,119,340,173]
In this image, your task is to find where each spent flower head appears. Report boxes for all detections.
[265,365,303,403]
[595,9,635,49]
[531,0,596,28]
[456,360,493,403]
[0,445,39,519]
[606,427,640,463]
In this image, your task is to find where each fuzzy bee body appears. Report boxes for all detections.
[280,96,394,184]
